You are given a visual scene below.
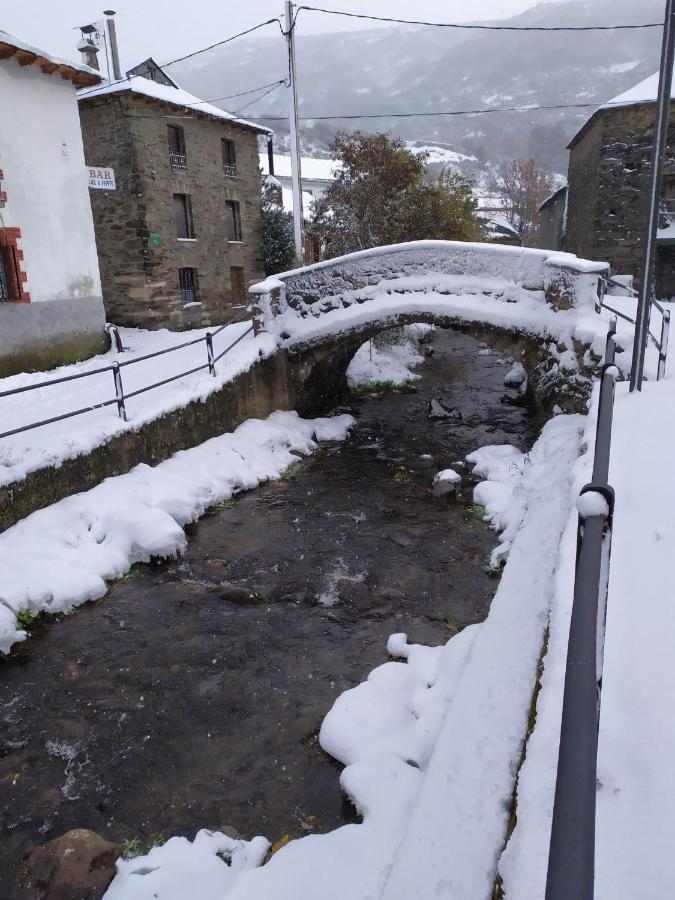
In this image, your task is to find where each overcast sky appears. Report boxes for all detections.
[3,0,561,70]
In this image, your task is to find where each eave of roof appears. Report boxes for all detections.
[0,32,100,87]
[78,76,272,135]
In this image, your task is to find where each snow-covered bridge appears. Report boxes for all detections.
[250,240,611,413]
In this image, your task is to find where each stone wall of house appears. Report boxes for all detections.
[567,104,675,296]
[79,93,265,330]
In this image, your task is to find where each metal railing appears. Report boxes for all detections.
[545,319,618,900]
[169,152,188,172]
[223,164,237,179]
[0,314,254,441]
[597,275,670,380]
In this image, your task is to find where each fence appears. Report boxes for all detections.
[0,316,254,441]
[598,275,670,380]
[545,318,618,899]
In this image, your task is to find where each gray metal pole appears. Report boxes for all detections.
[285,1,305,264]
[630,0,675,391]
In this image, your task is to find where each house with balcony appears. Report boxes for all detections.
[77,60,271,330]
[565,69,675,299]
[0,30,106,376]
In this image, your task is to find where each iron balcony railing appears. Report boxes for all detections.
[0,312,254,440]
[545,318,619,900]
[169,152,188,172]
[223,164,237,179]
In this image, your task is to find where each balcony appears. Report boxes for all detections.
[169,152,188,172]
[223,164,237,179]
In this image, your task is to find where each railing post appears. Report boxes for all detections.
[112,362,127,421]
[206,331,215,376]
[658,309,670,381]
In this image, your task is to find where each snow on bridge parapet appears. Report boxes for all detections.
[249,240,609,335]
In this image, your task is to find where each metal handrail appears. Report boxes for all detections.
[0,318,254,441]
[597,277,670,381]
[545,318,618,900]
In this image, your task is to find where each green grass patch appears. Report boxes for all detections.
[16,610,38,630]
[470,503,487,522]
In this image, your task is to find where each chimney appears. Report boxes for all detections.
[77,25,100,70]
[103,10,122,81]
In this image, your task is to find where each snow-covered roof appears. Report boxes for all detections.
[259,153,337,182]
[569,67,673,148]
[539,185,568,212]
[77,75,271,134]
[0,29,101,87]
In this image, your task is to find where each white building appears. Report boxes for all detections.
[0,30,106,376]
[259,152,337,216]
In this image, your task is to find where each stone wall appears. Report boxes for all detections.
[0,298,108,377]
[567,104,675,295]
[79,93,265,330]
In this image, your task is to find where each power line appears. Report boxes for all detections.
[232,81,286,114]
[189,79,287,106]
[296,5,663,32]
[161,18,283,68]
[250,100,630,121]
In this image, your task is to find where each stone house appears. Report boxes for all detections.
[0,30,106,376]
[78,62,271,330]
[565,70,675,299]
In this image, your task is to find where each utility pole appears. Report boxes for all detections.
[285,0,305,264]
[630,0,675,391]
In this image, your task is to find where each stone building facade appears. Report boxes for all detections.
[565,83,675,299]
[78,74,270,329]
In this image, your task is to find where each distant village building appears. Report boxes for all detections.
[474,195,521,246]
[78,60,271,330]
[565,71,675,299]
[0,30,106,376]
[259,153,336,216]
[538,185,568,252]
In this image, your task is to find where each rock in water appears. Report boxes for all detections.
[427,399,462,420]
[433,469,462,497]
[17,828,121,899]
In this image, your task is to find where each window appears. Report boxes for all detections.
[167,125,187,171]
[0,240,23,302]
[225,200,242,242]
[178,267,199,306]
[230,266,246,304]
[222,139,237,178]
[174,193,194,239]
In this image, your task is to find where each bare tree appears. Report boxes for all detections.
[499,158,554,247]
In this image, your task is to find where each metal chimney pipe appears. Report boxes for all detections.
[103,10,122,80]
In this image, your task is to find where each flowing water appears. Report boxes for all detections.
[0,328,539,892]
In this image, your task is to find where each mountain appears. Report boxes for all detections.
[171,0,663,183]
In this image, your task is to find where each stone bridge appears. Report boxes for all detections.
[250,240,610,414]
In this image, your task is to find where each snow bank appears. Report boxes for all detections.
[346,328,424,387]
[0,411,353,654]
[102,414,583,900]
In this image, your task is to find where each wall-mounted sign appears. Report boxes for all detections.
[87,166,116,190]
[149,232,162,245]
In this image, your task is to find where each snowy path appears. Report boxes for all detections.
[0,322,273,487]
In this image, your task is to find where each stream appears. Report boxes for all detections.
[0,327,539,891]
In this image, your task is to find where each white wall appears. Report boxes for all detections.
[0,57,102,303]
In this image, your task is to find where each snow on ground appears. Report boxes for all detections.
[496,338,671,898]
[346,327,426,387]
[101,413,584,900]
[0,411,353,653]
[0,321,274,487]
